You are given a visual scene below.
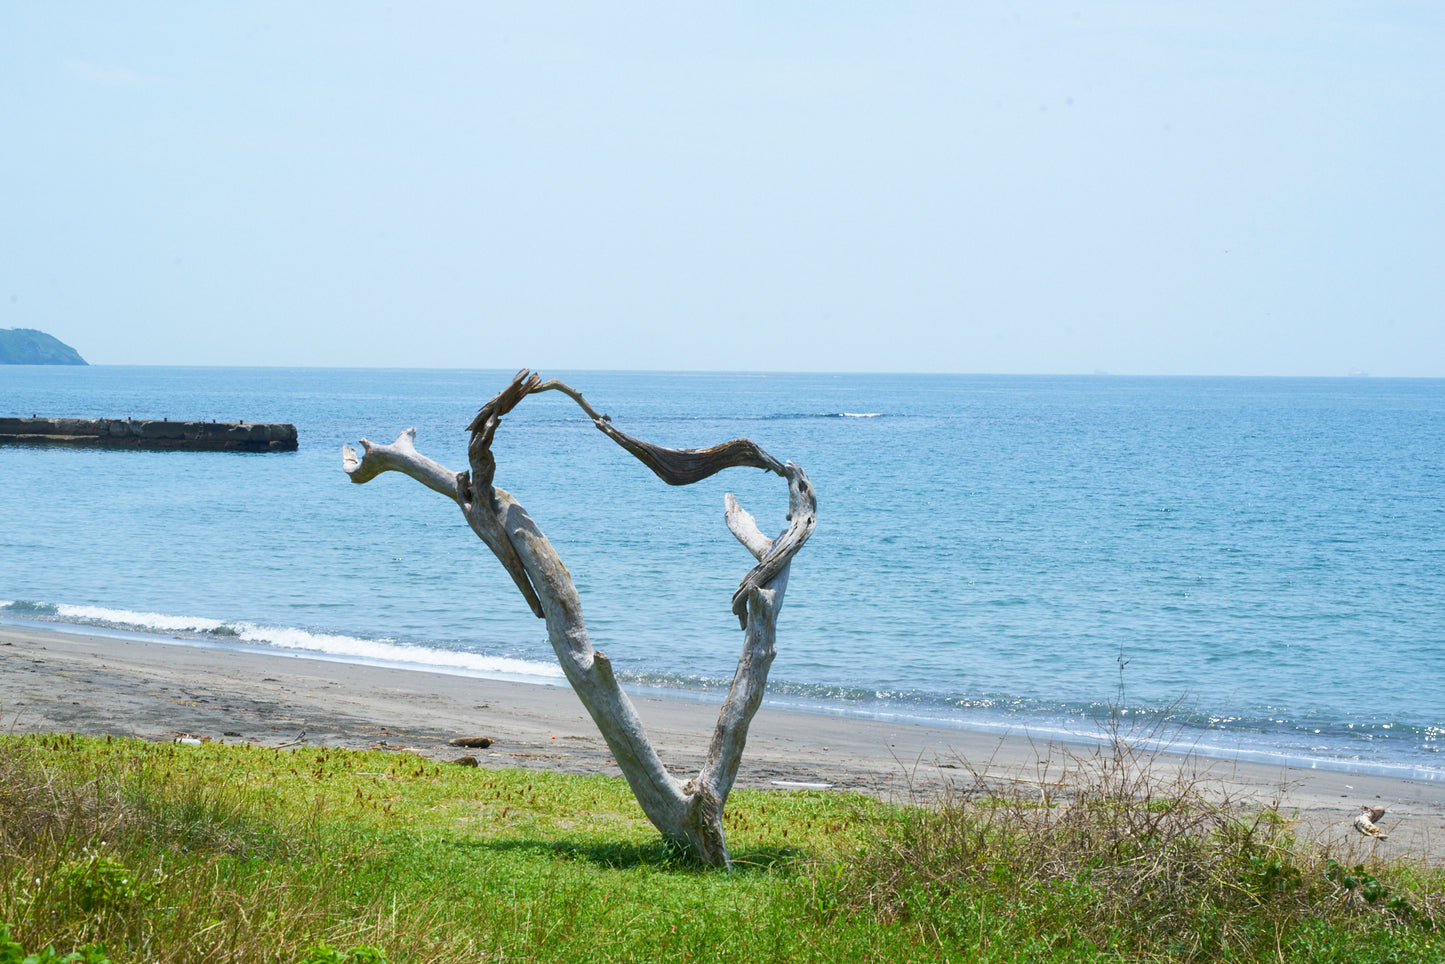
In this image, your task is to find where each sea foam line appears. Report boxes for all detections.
[1,600,563,681]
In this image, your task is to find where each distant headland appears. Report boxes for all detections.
[0,328,87,365]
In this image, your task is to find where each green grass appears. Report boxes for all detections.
[2,734,1442,963]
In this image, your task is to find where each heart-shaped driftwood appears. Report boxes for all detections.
[342,369,816,867]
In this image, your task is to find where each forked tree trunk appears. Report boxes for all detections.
[341,370,816,867]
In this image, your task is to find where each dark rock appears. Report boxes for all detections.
[141,420,185,440]
[448,736,494,748]
[0,417,299,452]
[453,756,479,767]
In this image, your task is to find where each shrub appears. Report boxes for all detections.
[56,853,156,915]
[0,924,111,964]
[296,945,390,964]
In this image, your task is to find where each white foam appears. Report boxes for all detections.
[230,621,563,679]
[40,603,562,681]
[56,604,227,634]
[840,412,881,418]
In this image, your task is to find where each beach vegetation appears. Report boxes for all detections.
[825,738,1444,961]
[2,734,1442,962]
[1,922,112,963]
[295,945,389,964]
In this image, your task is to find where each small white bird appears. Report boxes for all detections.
[1353,805,1388,840]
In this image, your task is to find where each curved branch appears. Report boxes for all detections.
[725,494,774,561]
[468,371,808,625]
[342,427,543,617]
[698,476,812,811]
[591,419,786,485]
[530,378,610,422]
[466,369,540,444]
[729,463,816,625]
[461,489,546,619]
[467,369,541,492]
[341,428,461,502]
[695,561,789,814]
[470,369,786,489]
[469,370,787,488]
[499,497,687,819]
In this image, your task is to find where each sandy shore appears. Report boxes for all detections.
[4,622,1442,863]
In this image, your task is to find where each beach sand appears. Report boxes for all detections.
[4,622,1442,864]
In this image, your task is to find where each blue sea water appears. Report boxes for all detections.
[2,366,1443,779]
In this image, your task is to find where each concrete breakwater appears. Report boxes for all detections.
[0,417,298,452]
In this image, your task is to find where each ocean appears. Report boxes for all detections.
[2,366,1442,779]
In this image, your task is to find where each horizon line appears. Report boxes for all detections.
[4,362,1437,380]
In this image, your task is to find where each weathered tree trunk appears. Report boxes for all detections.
[341,370,815,867]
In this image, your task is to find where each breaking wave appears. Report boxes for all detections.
[0,600,563,682]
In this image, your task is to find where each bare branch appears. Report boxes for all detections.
[696,566,789,810]
[725,494,774,561]
[530,378,610,421]
[592,418,786,485]
[529,371,788,483]
[461,490,545,619]
[466,368,540,443]
[341,428,461,502]
[502,505,686,816]
[466,369,541,492]
[730,463,816,625]
[341,427,543,617]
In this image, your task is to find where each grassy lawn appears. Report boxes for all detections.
[2,734,1441,963]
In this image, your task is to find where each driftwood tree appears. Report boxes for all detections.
[342,370,816,867]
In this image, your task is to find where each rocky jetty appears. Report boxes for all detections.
[0,417,298,452]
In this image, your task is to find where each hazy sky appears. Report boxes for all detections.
[3,3,1442,374]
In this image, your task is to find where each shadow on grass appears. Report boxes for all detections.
[461,837,807,873]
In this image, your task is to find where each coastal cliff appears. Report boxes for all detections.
[0,417,298,452]
[0,328,87,365]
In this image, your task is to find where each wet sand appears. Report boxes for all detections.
[3,622,1442,863]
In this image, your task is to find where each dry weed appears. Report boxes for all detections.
[832,719,1440,959]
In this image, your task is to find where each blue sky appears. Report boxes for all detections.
[3,2,1442,374]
